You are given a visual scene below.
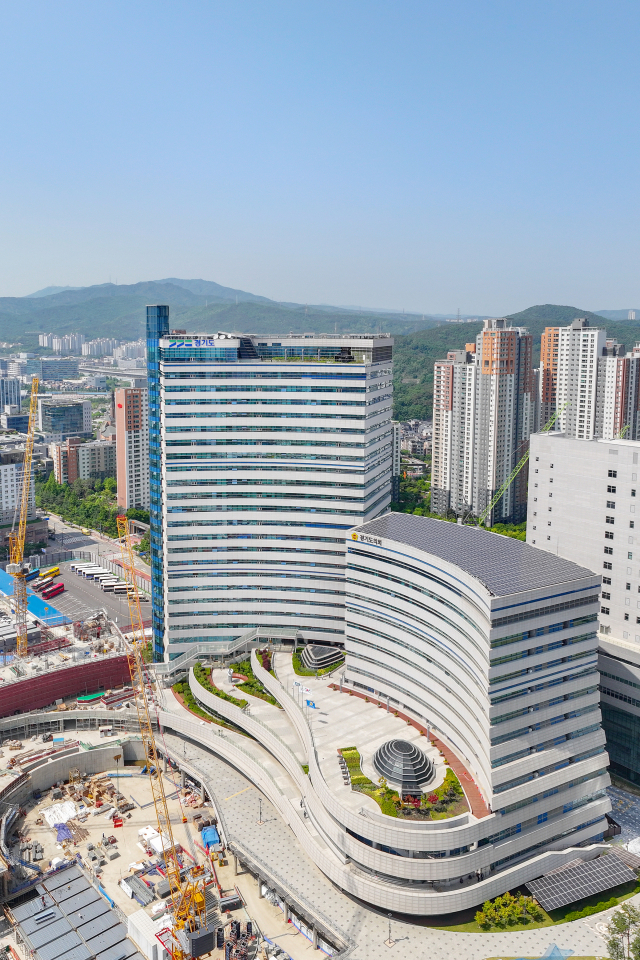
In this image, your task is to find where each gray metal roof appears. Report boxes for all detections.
[12,894,55,921]
[15,863,145,960]
[352,513,597,598]
[40,864,83,892]
[78,910,123,938]
[98,941,141,960]
[50,875,90,902]
[67,898,110,927]
[64,886,102,912]
[85,924,129,954]
[36,931,91,960]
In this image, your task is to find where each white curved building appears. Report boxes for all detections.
[177,514,612,914]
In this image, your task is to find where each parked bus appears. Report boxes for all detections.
[101,580,120,592]
[40,566,59,579]
[25,569,40,582]
[81,567,105,579]
[34,577,55,593]
[42,583,64,600]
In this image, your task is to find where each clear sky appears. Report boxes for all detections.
[0,0,638,314]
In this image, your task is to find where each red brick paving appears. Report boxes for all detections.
[328,683,492,819]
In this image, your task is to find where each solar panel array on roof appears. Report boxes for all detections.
[611,847,640,871]
[353,513,597,597]
[526,855,636,910]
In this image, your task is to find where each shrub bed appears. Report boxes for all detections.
[228,656,280,707]
[192,662,248,709]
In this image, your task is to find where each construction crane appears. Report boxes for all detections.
[116,515,208,960]
[477,402,568,528]
[7,378,39,658]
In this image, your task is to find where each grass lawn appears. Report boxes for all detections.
[433,879,640,932]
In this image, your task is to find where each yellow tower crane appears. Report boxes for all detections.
[7,377,39,658]
[117,515,208,960]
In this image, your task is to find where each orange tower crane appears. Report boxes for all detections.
[7,377,39,658]
[116,515,208,960]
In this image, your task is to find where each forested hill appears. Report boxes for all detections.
[0,279,442,350]
[392,304,640,422]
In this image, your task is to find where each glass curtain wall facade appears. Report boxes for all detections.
[146,314,393,661]
[147,305,170,661]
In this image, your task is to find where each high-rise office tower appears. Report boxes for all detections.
[115,387,150,510]
[432,320,536,524]
[146,306,393,662]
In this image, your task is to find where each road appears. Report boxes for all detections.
[43,514,150,575]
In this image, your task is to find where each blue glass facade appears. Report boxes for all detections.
[147,305,170,662]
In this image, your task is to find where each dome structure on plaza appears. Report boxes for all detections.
[372,739,435,794]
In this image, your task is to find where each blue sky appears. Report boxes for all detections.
[0,0,638,314]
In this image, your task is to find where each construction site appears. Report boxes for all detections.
[0,378,277,960]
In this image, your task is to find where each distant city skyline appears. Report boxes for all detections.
[1,2,639,313]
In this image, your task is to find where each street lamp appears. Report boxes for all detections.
[114,753,121,792]
[385,913,394,948]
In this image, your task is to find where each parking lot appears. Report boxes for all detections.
[44,561,151,626]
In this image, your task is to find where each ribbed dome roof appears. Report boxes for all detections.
[372,739,435,794]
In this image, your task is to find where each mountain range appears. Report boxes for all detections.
[2,279,447,351]
[4,280,640,421]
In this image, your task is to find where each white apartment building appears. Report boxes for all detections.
[115,387,150,511]
[432,320,537,523]
[554,319,607,438]
[0,462,35,525]
[146,309,393,661]
[527,433,640,787]
[594,346,640,441]
[432,346,477,517]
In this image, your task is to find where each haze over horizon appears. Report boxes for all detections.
[1,1,639,315]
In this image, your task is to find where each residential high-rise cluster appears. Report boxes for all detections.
[39,332,85,353]
[433,316,640,523]
[432,318,537,524]
[81,337,120,356]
